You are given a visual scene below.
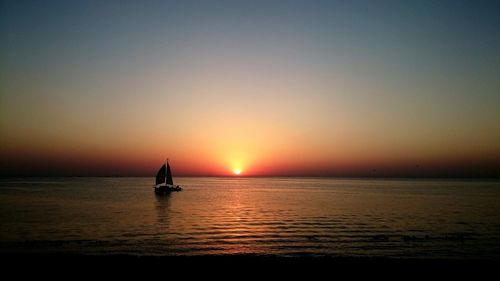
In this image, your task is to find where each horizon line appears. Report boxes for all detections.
[1,175,500,180]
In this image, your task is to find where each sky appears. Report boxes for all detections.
[1,0,499,177]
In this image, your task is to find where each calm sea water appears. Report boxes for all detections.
[1,177,500,258]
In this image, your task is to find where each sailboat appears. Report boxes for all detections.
[154,160,182,193]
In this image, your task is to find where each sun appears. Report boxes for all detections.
[233,169,241,175]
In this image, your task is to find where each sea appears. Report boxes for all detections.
[1,177,500,259]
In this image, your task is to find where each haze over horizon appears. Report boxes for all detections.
[1,0,500,177]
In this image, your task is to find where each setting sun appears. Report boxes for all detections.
[233,169,242,175]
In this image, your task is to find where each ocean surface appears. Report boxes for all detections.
[1,177,500,259]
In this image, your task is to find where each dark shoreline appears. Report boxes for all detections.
[2,253,498,277]
[3,252,498,265]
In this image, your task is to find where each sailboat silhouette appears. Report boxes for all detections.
[154,160,182,193]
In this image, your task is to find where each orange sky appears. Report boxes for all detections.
[1,1,500,177]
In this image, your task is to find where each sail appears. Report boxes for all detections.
[166,162,174,185]
[156,164,166,185]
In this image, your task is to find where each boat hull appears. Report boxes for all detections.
[154,184,182,194]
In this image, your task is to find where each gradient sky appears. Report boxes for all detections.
[1,0,500,177]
